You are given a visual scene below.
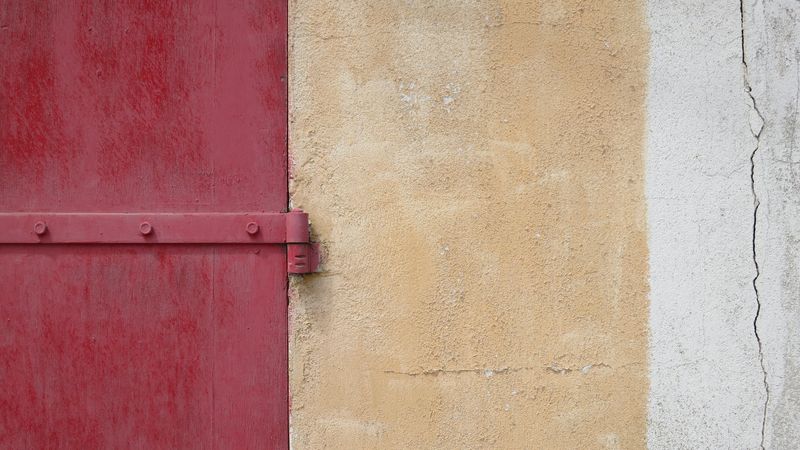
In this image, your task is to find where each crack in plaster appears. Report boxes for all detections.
[383,363,618,377]
[382,367,532,377]
[545,362,612,375]
[740,2,769,448]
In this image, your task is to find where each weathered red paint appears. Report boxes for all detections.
[0,1,289,448]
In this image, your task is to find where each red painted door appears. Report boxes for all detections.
[0,2,288,448]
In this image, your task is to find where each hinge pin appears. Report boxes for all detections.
[286,210,319,274]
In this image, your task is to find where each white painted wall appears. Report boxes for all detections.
[646,0,766,447]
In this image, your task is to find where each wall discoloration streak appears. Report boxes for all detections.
[289,1,649,447]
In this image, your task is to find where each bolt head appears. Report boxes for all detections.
[139,222,153,236]
[33,221,47,236]
[246,222,260,235]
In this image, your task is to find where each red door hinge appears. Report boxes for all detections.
[0,210,321,275]
[285,210,320,275]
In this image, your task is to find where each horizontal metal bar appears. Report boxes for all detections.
[0,213,293,244]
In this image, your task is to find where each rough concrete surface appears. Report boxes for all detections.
[289,1,649,448]
[645,0,765,448]
[743,0,800,448]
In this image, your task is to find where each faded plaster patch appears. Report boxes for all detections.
[289,0,649,448]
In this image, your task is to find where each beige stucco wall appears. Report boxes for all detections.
[288,1,649,448]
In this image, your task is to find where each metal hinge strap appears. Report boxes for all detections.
[0,210,320,273]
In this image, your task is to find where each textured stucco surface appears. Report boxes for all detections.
[744,0,800,447]
[645,0,765,448]
[288,1,649,448]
